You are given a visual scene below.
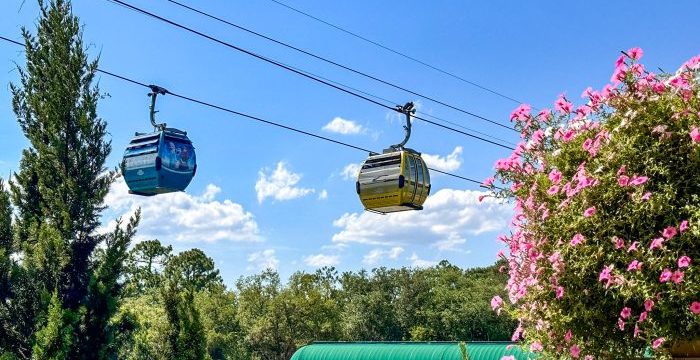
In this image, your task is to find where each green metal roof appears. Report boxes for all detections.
[291,342,533,360]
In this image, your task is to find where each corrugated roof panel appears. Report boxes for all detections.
[291,342,534,360]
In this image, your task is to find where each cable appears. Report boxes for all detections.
[164,0,516,133]
[1,34,491,188]
[267,0,527,106]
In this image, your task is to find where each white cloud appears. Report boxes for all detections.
[331,189,510,249]
[362,246,404,266]
[409,252,437,268]
[318,189,328,200]
[322,117,364,135]
[341,163,361,181]
[255,162,314,203]
[102,177,261,243]
[247,249,279,270]
[303,253,340,267]
[423,146,463,172]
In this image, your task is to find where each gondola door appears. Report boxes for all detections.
[404,154,418,205]
[414,154,426,203]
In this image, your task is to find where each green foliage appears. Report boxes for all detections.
[1,1,137,357]
[125,239,172,296]
[32,293,75,360]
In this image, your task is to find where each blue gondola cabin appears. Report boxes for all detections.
[122,128,196,196]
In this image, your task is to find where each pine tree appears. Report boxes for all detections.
[3,1,139,358]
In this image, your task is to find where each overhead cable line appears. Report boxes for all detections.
[0,34,492,188]
[164,0,516,133]
[267,0,527,106]
[105,0,517,150]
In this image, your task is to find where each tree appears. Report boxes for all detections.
[490,48,700,358]
[125,239,172,296]
[3,1,138,357]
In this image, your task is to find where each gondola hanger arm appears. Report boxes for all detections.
[148,84,169,131]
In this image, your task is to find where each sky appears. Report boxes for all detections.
[1,0,699,285]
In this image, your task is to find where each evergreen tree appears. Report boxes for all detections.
[3,1,138,357]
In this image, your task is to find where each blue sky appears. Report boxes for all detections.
[2,0,699,285]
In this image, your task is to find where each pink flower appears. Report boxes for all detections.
[548,169,562,184]
[483,177,495,187]
[599,265,613,282]
[649,237,665,250]
[547,185,560,196]
[634,324,641,338]
[627,260,642,271]
[678,256,691,268]
[556,286,565,299]
[652,337,665,349]
[628,47,644,60]
[617,165,627,175]
[570,344,581,358]
[501,356,515,360]
[680,220,689,232]
[584,356,593,360]
[615,55,626,68]
[672,270,684,284]
[537,108,551,120]
[617,318,625,330]
[690,301,700,315]
[571,233,585,247]
[618,175,629,186]
[691,126,700,143]
[639,311,648,323]
[613,237,625,249]
[620,307,632,319]
[641,192,652,201]
[555,94,573,114]
[565,329,572,343]
[582,138,593,151]
[627,241,639,253]
[583,206,596,217]
[530,342,543,352]
[510,104,531,122]
[491,295,503,312]
[644,299,655,312]
[662,226,677,239]
[659,268,672,283]
[629,175,648,186]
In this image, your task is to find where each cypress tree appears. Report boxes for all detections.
[4,0,139,358]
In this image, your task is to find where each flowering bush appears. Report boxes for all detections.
[488,49,700,359]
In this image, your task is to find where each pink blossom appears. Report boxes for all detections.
[611,64,628,85]
[629,175,648,186]
[556,286,565,299]
[662,226,677,239]
[547,185,559,196]
[627,241,639,253]
[570,344,581,358]
[691,126,700,143]
[570,233,585,247]
[627,260,642,271]
[555,94,573,114]
[584,356,593,360]
[530,342,543,352]
[599,265,613,282]
[678,256,691,268]
[634,324,641,338]
[641,192,652,201]
[565,329,572,343]
[639,311,648,323]
[511,324,523,341]
[652,337,665,349]
[659,268,672,283]
[690,302,700,315]
[628,47,644,60]
[618,175,629,186]
[483,177,495,187]
[537,108,551,120]
[649,237,665,250]
[613,237,625,249]
[583,206,596,217]
[548,169,562,184]
[672,270,684,284]
[644,299,655,312]
[617,318,625,330]
[501,356,515,360]
[680,220,689,232]
[620,307,632,319]
[510,104,532,122]
[491,295,503,312]
[615,55,625,68]
[582,138,593,151]
[617,165,626,175]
